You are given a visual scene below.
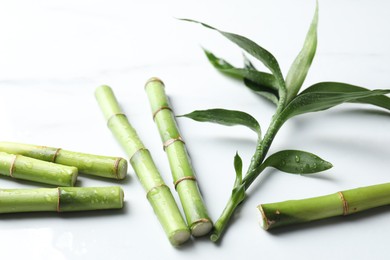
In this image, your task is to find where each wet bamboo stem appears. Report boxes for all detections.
[95,85,190,246]
[258,182,390,230]
[0,151,77,186]
[0,186,123,213]
[145,77,213,237]
[0,142,128,180]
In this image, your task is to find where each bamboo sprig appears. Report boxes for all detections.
[258,182,390,230]
[0,186,123,213]
[95,85,190,246]
[145,77,213,237]
[0,142,128,180]
[181,2,390,241]
[0,151,78,186]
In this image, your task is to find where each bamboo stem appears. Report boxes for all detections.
[95,85,190,246]
[145,77,213,237]
[258,182,390,230]
[0,186,123,213]
[0,142,127,180]
[0,151,77,186]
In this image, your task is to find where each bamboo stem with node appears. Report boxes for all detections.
[95,85,190,246]
[258,182,390,230]
[0,142,127,180]
[0,151,78,186]
[0,186,123,213]
[145,77,212,237]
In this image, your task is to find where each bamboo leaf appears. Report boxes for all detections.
[301,82,390,111]
[203,48,279,92]
[244,79,279,105]
[233,152,243,188]
[262,150,332,174]
[285,2,318,103]
[280,89,390,121]
[179,108,261,136]
[243,53,256,70]
[181,18,287,98]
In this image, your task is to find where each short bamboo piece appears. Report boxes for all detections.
[0,186,123,213]
[0,142,127,180]
[145,77,212,236]
[95,85,190,246]
[0,151,77,186]
[258,182,390,230]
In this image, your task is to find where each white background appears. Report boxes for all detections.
[0,0,390,259]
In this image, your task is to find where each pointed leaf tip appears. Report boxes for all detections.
[285,1,319,103]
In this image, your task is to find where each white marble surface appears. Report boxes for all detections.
[0,0,390,259]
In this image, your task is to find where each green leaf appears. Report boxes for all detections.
[179,108,261,136]
[301,82,390,111]
[285,1,318,102]
[233,152,243,188]
[244,79,279,105]
[203,48,279,92]
[181,18,287,100]
[243,53,256,70]
[262,150,332,174]
[203,48,235,71]
[280,89,390,122]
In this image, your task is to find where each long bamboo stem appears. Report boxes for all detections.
[145,77,213,237]
[0,142,127,180]
[0,151,78,186]
[95,85,190,246]
[258,182,390,230]
[0,186,123,213]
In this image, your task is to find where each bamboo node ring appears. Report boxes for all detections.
[163,136,185,151]
[338,191,349,215]
[174,176,197,190]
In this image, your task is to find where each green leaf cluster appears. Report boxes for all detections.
[180,1,390,242]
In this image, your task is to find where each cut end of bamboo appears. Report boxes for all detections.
[145,77,165,89]
[70,167,78,186]
[169,229,191,247]
[115,158,128,180]
[191,219,213,237]
[257,204,270,230]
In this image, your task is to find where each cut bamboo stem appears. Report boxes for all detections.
[258,182,390,230]
[95,85,190,246]
[0,142,127,180]
[145,77,212,237]
[0,186,123,213]
[0,151,77,186]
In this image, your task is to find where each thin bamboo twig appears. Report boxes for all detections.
[145,77,213,237]
[0,186,124,213]
[0,142,127,180]
[258,182,390,230]
[0,151,77,186]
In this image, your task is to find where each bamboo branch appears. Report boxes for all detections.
[0,151,77,186]
[145,77,213,237]
[0,142,127,180]
[258,182,390,230]
[95,85,190,246]
[0,186,123,213]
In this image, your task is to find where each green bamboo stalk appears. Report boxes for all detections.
[258,182,390,230]
[144,77,212,237]
[0,142,127,180]
[0,151,77,186]
[0,186,123,213]
[95,85,190,246]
